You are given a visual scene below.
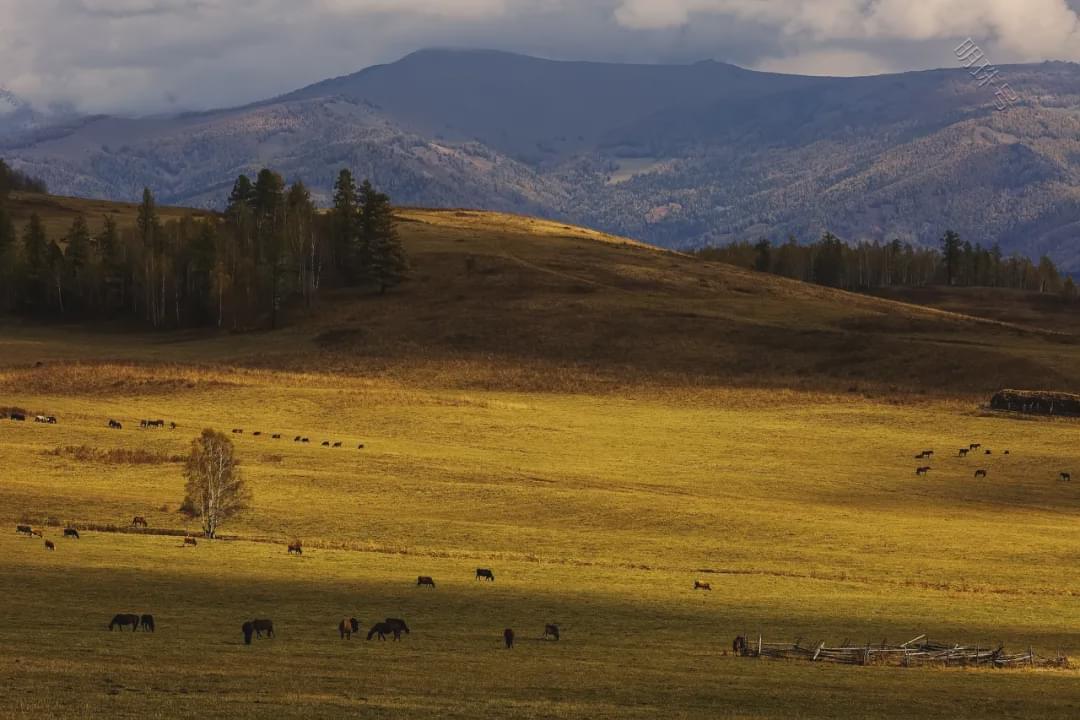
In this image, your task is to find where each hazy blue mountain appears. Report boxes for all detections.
[5,50,1080,269]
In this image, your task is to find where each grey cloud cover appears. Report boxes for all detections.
[2,0,1078,114]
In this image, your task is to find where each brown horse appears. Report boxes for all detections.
[110,613,140,631]
[504,628,514,649]
[339,618,360,639]
[476,568,495,582]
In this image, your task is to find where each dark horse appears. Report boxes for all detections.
[417,576,435,588]
[242,621,255,645]
[733,636,748,655]
[693,581,712,591]
[385,618,410,635]
[504,628,514,649]
[63,528,80,539]
[368,619,409,641]
[339,618,360,639]
[140,614,155,632]
[110,613,140,631]
[252,619,274,638]
[476,568,495,582]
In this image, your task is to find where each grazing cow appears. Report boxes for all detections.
[183,537,198,547]
[63,528,79,540]
[44,540,55,551]
[321,441,330,447]
[132,516,148,528]
[287,542,302,555]
[694,581,712,591]
[140,614,155,632]
[974,469,988,478]
[958,448,970,457]
[110,613,140,631]
[1061,472,1072,482]
[504,628,514,649]
[357,444,365,450]
[339,618,360,639]
[915,466,931,476]
[30,528,43,538]
[970,443,981,450]
[140,419,149,429]
[16,525,32,536]
[45,416,57,424]
[232,429,243,435]
[11,412,26,421]
[294,436,301,442]
[242,621,255,645]
[1004,450,1010,455]
[417,576,436,588]
[302,438,310,444]
[108,419,122,430]
[333,442,342,448]
[733,636,748,655]
[543,624,560,641]
[253,431,262,437]
[169,422,176,430]
[272,434,281,439]
[985,449,992,455]
[252,619,274,638]
[476,568,495,582]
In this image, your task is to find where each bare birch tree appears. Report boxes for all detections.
[182,429,250,538]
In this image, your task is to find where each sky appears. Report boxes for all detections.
[2,0,1080,115]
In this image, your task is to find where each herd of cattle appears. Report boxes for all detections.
[913,442,1072,482]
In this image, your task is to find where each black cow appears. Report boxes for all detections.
[63,528,80,539]
[476,568,495,582]
[10,413,26,421]
[1061,472,1072,482]
[417,576,436,588]
[16,525,32,536]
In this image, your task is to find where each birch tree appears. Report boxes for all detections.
[182,429,250,538]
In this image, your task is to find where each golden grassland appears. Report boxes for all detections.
[0,200,1078,718]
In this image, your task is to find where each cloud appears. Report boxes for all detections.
[0,1,1077,115]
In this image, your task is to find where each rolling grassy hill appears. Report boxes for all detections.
[0,197,1078,718]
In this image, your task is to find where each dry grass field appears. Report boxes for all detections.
[0,198,1078,718]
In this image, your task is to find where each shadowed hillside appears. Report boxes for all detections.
[3,193,1080,397]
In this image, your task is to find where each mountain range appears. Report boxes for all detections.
[4,49,1080,269]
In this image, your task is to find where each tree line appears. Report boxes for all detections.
[695,232,1076,298]
[0,165,408,329]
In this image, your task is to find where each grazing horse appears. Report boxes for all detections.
[132,516,148,528]
[11,412,26,421]
[108,419,122,430]
[915,466,931,476]
[287,542,302,555]
[958,448,970,457]
[694,581,712,591]
[1061,472,1072,482]
[183,537,197,547]
[367,622,399,641]
[417,576,436,588]
[385,618,410,636]
[733,636,748,655]
[16,525,32,536]
[543,624,560,641]
[140,614,155,632]
[44,540,54,551]
[339,618,360,639]
[63,528,79,539]
[242,621,255,645]
[110,614,140,631]
[974,469,988,478]
[252,619,274,638]
[476,568,495,582]
[504,628,514,649]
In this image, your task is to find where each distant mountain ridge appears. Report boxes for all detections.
[5,50,1080,269]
